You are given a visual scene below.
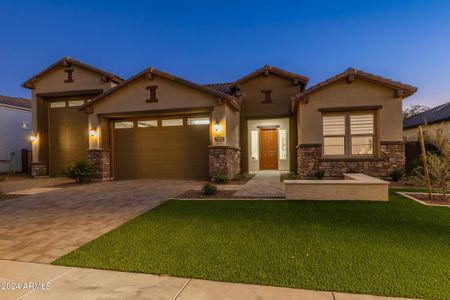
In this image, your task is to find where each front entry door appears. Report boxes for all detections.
[259,129,278,170]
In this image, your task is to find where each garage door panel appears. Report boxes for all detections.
[113,115,209,179]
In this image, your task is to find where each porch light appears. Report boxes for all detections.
[213,122,223,133]
[30,132,38,142]
[89,128,98,138]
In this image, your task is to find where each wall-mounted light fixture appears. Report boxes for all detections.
[89,128,98,138]
[30,132,38,142]
[213,122,223,133]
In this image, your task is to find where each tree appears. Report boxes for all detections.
[403,104,430,119]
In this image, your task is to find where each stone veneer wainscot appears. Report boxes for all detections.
[297,142,405,178]
[208,146,241,180]
[87,149,111,180]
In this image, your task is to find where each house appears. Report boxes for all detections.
[403,101,450,142]
[0,95,32,173]
[22,57,417,179]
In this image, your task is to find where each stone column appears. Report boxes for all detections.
[31,162,48,177]
[208,146,241,180]
[86,149,111,180]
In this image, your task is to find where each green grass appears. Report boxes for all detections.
[53,191,450,300]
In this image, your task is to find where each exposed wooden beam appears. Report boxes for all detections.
[394,89,404,98]
[346,74,355,84]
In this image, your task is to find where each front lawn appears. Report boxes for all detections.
[54,191,450,300]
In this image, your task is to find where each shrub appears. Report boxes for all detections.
[215,174,229,183]
[64,160,93,183]
[202,183,217,196]
[389,169,404,182]
[315,170,325,179]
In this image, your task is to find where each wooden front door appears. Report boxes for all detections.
[259,129,278,170]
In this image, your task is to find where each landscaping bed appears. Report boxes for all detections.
[403,192,450,206]
[54,191,450,300]
[212,173,255,185]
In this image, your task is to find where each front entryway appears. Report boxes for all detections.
[259,129,278,170]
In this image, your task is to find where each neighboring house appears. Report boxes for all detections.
[22,57,417,179]
[0,95,32,173]
[403,101,450,141]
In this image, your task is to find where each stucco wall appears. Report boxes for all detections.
[31,65,115,163]
[239,73,301,172]
[403,121,450,142]
[0,106,31,172]
[90,75,240,149]
[298,79,404,144]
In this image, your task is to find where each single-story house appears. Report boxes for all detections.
[403,101,450,142]
[0,95,32,173]
[23,57,417,179]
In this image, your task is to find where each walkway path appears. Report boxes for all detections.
[0,260,417,300]
[234,171,285,198]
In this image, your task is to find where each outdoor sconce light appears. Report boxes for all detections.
[89,128,98,138]
[213,122,223,133]
[30,132,38,142]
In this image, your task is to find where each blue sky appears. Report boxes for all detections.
[1,0,449,107]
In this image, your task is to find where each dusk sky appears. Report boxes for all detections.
[1,0,449,108]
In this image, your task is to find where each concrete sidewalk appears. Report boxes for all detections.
[0,260,417,300]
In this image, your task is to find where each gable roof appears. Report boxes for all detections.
[231,65,309,89]
[22,57,124,89]
[0,95,31,110]
[404,101,450,129]
[80,68,241,111]
[293,68,417,103]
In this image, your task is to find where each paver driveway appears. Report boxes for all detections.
[0,179,202,263]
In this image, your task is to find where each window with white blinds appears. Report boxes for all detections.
[322,112,375,157]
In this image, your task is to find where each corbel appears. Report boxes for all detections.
[394,89,404,98]
[346,74,355,84]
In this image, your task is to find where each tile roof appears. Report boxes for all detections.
[203,82,234,95]
[294,68,417,101]
[81,68,241,111]
[0,95,31,110]
[232,65,309,88]
[403,101,450,129]
[22,57,124,89]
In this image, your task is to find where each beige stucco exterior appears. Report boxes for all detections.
[30,65,116,163]
[239,73,301,172]
[298,79,404,145]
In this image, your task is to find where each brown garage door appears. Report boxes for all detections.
[49,99,89,176]
[113,115,210,179]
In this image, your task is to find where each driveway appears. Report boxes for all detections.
[0,179,202,263]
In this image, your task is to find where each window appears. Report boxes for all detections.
[50,101,66,108]
[350,114,374,155]
[114,121,134,129]
[20,122,30,130]
[279,129,287,160]
[187,117,210,125]
[322,112,375,157]
[162,119,183,127]
[137,120,158,128]
[323,115,346,156]
[251,130,259,160]
[68,100,85,107]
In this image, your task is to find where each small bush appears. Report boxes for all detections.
[389,169,404,182]
[315,170,325,179]
[64,160,93,183]
[202,184,217,196]
[215,174,229,183]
